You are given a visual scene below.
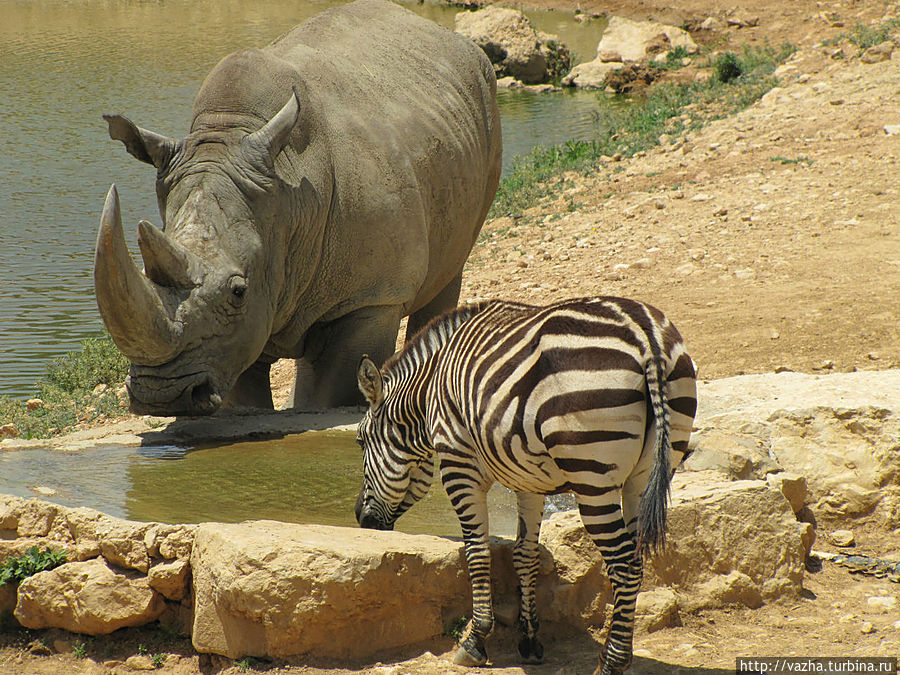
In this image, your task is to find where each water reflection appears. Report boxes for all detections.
[0,0,608,398]
[0,431,522,536]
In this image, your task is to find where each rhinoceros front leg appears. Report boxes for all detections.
[220,359,275,410]
[289,305,401,410]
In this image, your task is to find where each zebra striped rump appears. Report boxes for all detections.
[355,296,697,674]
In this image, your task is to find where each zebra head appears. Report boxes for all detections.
[354,355,436,531]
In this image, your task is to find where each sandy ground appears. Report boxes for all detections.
[3,0,900,673]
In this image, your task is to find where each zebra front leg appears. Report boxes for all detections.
[576,494,641,675]
[513,492,545,664]
[444,474,494,666]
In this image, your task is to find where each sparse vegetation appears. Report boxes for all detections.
[0,547,67,586]
[848,17,900,50]
[0,335,128,439]
[72,641,87,659]
[444,615,469,641]
[488,42,795,219]
[236,657,256,672]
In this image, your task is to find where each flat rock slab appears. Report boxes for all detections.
[695,370,900,424]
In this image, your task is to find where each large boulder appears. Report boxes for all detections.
[14,558,165,634]
[537,472,809,614]
[455,7,569,84]
[190,520,470,660]
[564,15,697,89]
[595,16,697,63]
[650,472,810,605]
[692,371,900,527]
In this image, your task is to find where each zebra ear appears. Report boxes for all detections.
[357,355,384,408]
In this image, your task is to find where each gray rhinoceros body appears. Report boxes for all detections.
[95,0,502,415]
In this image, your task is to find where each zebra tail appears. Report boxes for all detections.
[637,357,672,557]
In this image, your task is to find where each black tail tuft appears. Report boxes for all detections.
[637,358,672,557]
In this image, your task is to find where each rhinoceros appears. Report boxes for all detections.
[95,0,502,415]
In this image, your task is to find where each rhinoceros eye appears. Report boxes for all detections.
[228,276,247,306]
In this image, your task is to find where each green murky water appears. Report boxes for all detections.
[0,430,535,536]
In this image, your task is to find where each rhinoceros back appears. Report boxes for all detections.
[191,0,501,338]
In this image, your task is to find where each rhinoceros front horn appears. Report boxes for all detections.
[94,185,182,365]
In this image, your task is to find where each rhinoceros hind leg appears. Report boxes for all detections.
[290,305,401,410]
[221,359,274,410]
[405,272,463,342]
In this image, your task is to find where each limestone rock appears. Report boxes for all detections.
[766,472,807,514]
[648,472,808,604]
[562,60,621,89]
[596,16,697,63]
[636,588,680,632]
[148,559,190,601]
[685,571,763,611]
[767,406,900,520]
[684,428,778,479]
[861,42,893,64]
[455,7,566,84]
[14,558,164,634]
[191,521,470,660]
[829,529,855,547]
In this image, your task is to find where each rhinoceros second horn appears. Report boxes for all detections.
[94,185,182,365]
[137,219,201,290]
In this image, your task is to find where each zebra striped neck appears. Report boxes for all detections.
[385,301,491,374]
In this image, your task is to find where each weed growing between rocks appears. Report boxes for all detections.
[0,547,67,586]
[0,335,129,439]
[489,41,796,219]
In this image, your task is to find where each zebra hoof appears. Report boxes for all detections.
[592,658,629,675]
[517,636,544,664]
[453,640,487,667]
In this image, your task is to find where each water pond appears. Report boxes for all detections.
[0,430,581,536]
[0,0,612,398]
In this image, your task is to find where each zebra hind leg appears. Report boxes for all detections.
[513,492,545,664]
[576,493,641,675]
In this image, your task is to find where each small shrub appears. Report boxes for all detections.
[714,52,743,83]
[72,641,87,659]
[444,615,469,641]
[0,546,67,586]
[151,653,166,668]
[235,657,255,672]
[848,19,899,50]
[0,335,129,439]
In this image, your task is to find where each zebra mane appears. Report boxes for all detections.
[384,301,493,373]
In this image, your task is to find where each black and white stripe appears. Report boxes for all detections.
[355,297,697,674]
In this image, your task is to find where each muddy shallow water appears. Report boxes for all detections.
[0,429,581,535]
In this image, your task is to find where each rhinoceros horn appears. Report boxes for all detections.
[138,219,201,289]
[94,185,182,365]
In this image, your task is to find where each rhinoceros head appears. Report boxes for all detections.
[95,92,300,416]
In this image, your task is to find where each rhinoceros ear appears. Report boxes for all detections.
[357,355,384,409]
[245,87,301,160]
[103,114,180,171]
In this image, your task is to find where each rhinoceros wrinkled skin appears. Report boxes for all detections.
[95,0,502,415]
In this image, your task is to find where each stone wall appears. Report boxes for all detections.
[0,471,812,662]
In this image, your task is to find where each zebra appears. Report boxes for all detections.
[354,296,697,675]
